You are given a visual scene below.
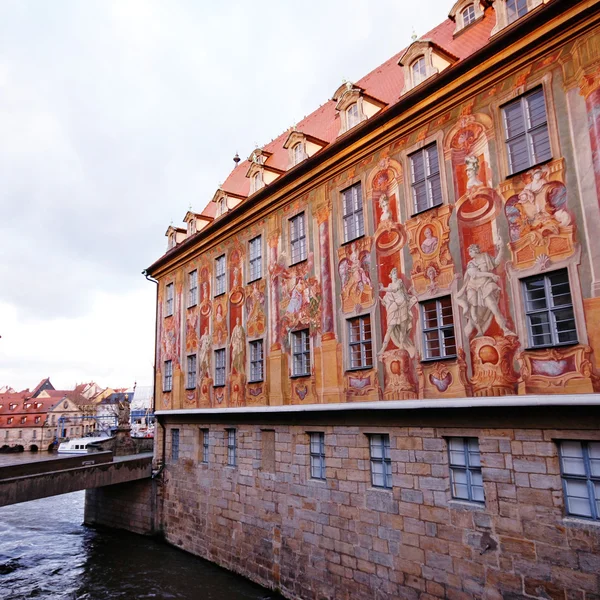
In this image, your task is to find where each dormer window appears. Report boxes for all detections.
[292,142,304,166]
[216,197,227,216]
[411,57,427,87]
[507,0,528,23]
[252,171,264,193]
[462,4,476,26]
[347,103,360,129]
[189,219,197,235]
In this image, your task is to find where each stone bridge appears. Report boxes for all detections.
[0,451,153,507]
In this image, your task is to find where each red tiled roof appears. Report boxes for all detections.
[217,9,496,204]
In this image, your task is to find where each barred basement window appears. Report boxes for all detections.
[502,87,551,175]
[309,432,326,480]
[348,315,373,370]
[420,297,457,360]
[186,354,197,389]
[214,255,226,296]
[249,339,264,382]
[214,349,226,387]
[342,182,364,243]
[188,270,198,307]
[522,269,577,348]
[248,235,262,282]
[163,360,173,392]
[368,434,392,489]
[291,329,310,376]
[171,428,180,462]
[410,143,442,213]
[448,437,484,503]
[200,428,209,463]
[559,441,600,521]
[507,0,528,24]
[226,428,237,466]
[165,283,174,317]
[289,213,307,264]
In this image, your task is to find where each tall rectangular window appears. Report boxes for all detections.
[214,255,226,296]
[214,349,226,386]
[342,182,364,243]
[249,236,262,282]
[289,213,307,264]
[559,441,600,520]
[188,270,198,307]
[291,329,310,376]
[226,428,237,466]
[186,354,197,389]
[348,315,373,370]
[368,434,392,489]
[200,428,209,463]
[163,360,173,392]
[503,87,551,175]
[171,428,180,462]
[507,0,528,24]
[448,437,484,503]
[165,283,174,317]
[309,432,326,480]
[420,297,457,359]
[522,269,577,348]
[410,143,442,213]
[249,339,264,382]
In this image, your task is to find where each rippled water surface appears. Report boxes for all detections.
[0,492,281,600]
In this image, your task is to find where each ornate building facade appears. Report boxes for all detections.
[147,2,600,599]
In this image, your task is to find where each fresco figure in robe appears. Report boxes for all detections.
[231,317,246,375]
[199,331,212,379]
[378,267,417,359]
[456,242,515,338]
[420,227,439,254]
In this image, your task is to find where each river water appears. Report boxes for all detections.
[0,491,282,600]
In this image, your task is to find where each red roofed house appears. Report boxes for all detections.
[144,3,600,599]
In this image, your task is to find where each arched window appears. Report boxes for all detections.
[216,197,226,216]
[292,142,304,166]
[252,171,263,193]
[347,103,360,129]
[462,4,475,26]
[411,57,427,87]
[507,0,528,23]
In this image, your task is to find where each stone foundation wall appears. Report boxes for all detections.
[158,409,600,600]
[84,479,156,536]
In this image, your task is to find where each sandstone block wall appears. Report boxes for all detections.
[159,413,600,600]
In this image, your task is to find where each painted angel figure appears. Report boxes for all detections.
[378,267,417,359]
[455,242,515,338]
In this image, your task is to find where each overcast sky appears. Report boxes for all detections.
[0,0,450,392]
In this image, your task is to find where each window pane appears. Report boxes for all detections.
[561,441,585,474]
[426,145,439,176]
[590,443,600,477]
[411,152,425,183]
[504,101,525,139]
[428,174,442,207]
[442,329,457,356]
[451,468,469,499]
[413,182,428,212]
[528,313,553,347]
[527,89,547,129]
[525,278,548,311]
[507,137,529,173]
[530,127,552,164]
[440,298,454,326]
[425,330,441,358]
[565,479,592,517]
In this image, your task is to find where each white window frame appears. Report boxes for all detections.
[214,348,226,387]
[252,171,263,193]
[368,434,392,489]
[188,270,198,307]
[292,142,304,166]
[346,102,360,129]
[186,354,197,389]
[165,283,174,317]
[249,339,264,383]
[226,428,237,466]
[309,432,326,480]
[409,143,442,214]
[289,213,307,265]
[420,296,457,360]
[521,269,578,349]
[163,360,173,392]
[448,437,484,504]
[347,315,373,370]
[201,428,209,463]
[214,255,226,296]
[461,4,476,27]
[291,329,311,377]
[342,182,364,243]
[507,0,529,23]
[248,235,262,282]
[411,56,427,87]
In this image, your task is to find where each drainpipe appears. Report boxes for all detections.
[142,269,166,469]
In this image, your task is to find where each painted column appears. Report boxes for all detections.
[315,203,335,340]
[580,69,600,206]
[268,231,281,350]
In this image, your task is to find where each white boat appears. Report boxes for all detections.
[57,434,113,454]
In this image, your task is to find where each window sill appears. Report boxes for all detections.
[164,314,173,319]
[247,277,262,285]
[248,378,264,384]
[185,386,196,391]
[213,292,226,299]
[341,234,365,247]
[162,390,172,394]
[506,156,553,180]
[563,516,600,528]
[290,373,311,380]
[213,384,226,389]
[410,202,443,219]
[420,354,458,364]
[289,258,308,268]
[448,499,486,511]
[369,485,393,493]
[346,365,374,373]
[523,341,579,352]
[187,303,197,309]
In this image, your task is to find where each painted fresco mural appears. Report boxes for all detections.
[156,37,600,408]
